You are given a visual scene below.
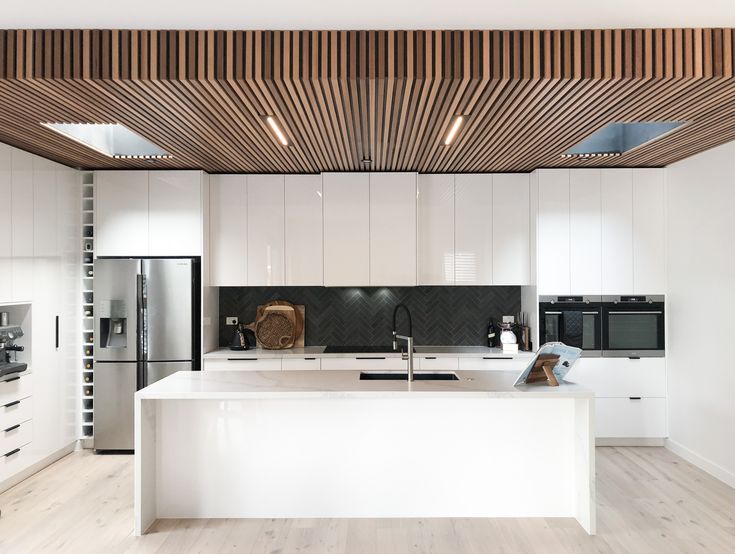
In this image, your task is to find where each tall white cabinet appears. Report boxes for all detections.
[454,174,492,285]
[209,175,247,286]
[492,173,531,285]
[569,169,602,294]
[600,169,634,294]
[285,175,323,286]
[418,174,455,285]
[247,175,285,286]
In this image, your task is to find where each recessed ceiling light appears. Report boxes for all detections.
[444,115,464,146]
[266,116,289,146]
[361,158,372,165]
[42,122,171,159]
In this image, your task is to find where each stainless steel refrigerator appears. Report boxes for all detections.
[94,258,200,451]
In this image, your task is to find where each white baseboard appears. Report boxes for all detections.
[0,443,76,494]
[665,438,735,490]
[597,437,665,447]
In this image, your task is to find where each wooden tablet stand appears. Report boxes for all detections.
[524,354,560,387]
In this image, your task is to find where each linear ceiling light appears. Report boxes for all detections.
[563,121,685,158]
[444,116,464,145]
[42,122,171,159]
[266,116,289,146]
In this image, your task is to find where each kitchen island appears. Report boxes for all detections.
[134,370,595,536]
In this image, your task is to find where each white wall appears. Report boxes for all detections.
[666,141,735,487]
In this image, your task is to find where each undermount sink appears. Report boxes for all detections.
[359,372,459,381]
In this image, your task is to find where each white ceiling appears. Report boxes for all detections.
[4,0,735,29]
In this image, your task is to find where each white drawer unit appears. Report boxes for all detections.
[0,419,32,458]
[0,374,33,407]
[565,357,666,398]
[418,357,459,371]
[0,396,32,431]
[595,397,667,438]
[320,357,407,371]
[0,442,33,482]
[204,358,283,371]
[458,357,530,372]
[281,357,321,371]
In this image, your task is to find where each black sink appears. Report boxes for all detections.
[359,372,459,381]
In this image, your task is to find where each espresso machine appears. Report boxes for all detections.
[0,325,27,378]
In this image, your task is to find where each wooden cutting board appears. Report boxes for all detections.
[254,301,305,348]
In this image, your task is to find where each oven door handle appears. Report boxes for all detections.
[608,311,663,315]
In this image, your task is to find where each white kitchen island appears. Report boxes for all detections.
[134,370,595,536]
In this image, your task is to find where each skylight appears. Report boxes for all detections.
[42,123,171,159]
[562,121,685,158]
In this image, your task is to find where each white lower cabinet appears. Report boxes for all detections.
[204,358,283,371]
[458,357,530,372]
[320,357,407,371]
[282,358,321,371]
[418,357,459,371]
[595,398,667,438]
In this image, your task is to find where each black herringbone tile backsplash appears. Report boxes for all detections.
[219,286,521,347]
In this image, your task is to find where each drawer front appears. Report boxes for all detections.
[565,358,666,398]
[321,357,407,371]
[282,358,321,371]
[0,397,32,431]
[458,357,529,372]
[204,358,282,371]
[0,374,33,406]
[418,357,459,371]
[0,442,34,483]
[595,398,667,438]
[0,419,32,456]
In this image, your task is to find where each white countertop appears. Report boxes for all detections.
[203,346,536,359]
[136,369,592,400]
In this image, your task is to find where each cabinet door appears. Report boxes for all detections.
[96,171,149,257]
[149,171,202,256]
[323,173,370,286]
[11,149,34,301]
[285,174,323,286]
[0,145,11,303]
[33,157,59,258]
[418,174,455,285]
[454,174,492,285]
[493,173,531,285]
[601,169,634,294]
[247,175,285,286]
[569,169,601,294]
[209,175,247,286]
[633,169,666,294]
[536,169,570,295]
[370,173,417,286]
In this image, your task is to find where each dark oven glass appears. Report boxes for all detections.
[539,297,602,353]
[602,297,665,356]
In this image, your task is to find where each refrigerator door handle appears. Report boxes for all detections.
[136,273,146,362]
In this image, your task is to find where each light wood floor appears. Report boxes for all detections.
[1,447,735,553]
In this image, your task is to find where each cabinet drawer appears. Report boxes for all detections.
[458,357,529,372]
[0,397,32,431]
[204,358,282,371]
[282,358,321,371]
[321,357,407,371]
[0,374,32,406]
[0,441,34,483]
[565,358,666,398]
[0,419,32,457]
[595,397,667,438]
[418,357,459,371]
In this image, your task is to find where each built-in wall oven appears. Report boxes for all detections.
[539,296,602,357]
[601,295,665,357]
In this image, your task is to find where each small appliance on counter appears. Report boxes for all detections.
[0,324,27,378]
[228,323,255,351]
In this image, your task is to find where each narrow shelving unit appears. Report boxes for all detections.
[81,171,95,446]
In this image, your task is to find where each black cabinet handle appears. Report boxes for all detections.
[227,358,258,361]
[356,357,386,360]
[55,315,60,349]
[3,424,20,433]
[484,357,512,360]
[424,356,437,360]
[629,396,642,400]
[304,357,316,361]
[4,448,20,458]
[3,377,20,383]
[628,356,641,360]
[3,400,20,409]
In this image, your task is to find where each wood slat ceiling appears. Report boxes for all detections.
[1,29,735,173]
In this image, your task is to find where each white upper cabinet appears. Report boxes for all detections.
[0,145,11,303]
[418,174,455,285]
[149,171,203,256]
[370,173,417,286]
[569,169,602,294]
[209,174,247,286]
[632,169,666,294]
[247,175,285,286]
[323,173,370,286]
[454,174,492,285]
[601,169,634,294]
[11,149,34,258]
[537,169,571,295]
[493,173,530,285]
[285,175,323,286]
[96,171,149,257]
[33,157,59,258]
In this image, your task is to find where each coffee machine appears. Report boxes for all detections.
[0,325,26,378]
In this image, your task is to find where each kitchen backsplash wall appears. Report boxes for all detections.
[218,286,521,347]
